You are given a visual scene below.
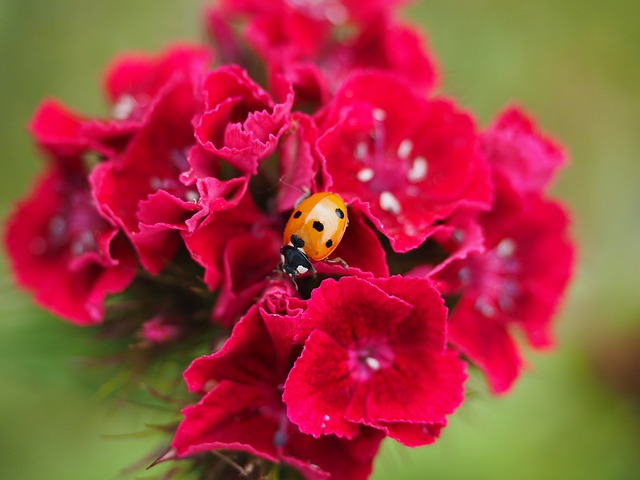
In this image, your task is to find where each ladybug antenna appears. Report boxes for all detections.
[277,176,311,195]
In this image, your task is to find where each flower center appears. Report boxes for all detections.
[348,340,395,381]
[351,109,429,214]
[459,237,521,319]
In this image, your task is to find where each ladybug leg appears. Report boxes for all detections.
[323,257,349,269]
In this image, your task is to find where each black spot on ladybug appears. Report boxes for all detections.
[335,208,345,219]
[325,239,333,248]
[312,221,324,232]
[291,234,305,248]
[293,210,302,219]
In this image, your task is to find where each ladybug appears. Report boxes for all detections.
[280,192,348,279]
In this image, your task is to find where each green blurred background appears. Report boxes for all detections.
[1,0,639,478]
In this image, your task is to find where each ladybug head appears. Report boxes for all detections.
[280,245,314,278]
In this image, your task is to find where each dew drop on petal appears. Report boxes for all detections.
[357,168,375,182]
[379,191,402,214]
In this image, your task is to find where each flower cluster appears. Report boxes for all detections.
[4,1,575,478]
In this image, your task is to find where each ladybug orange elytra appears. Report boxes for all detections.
[280,192,348,278]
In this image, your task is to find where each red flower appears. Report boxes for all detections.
[104,44,213,123]
[182,193,281,325]
[321,16,438,93]
[276,113,331,213]
[318,71,492,252]
[243,9,437,102]
[4,108,136,324]
[195,66,293,174]
[283,276,466,446]
[431,178,575,393]
[92,49,240,274]
[172,283,384,480]
[482,106,566,195]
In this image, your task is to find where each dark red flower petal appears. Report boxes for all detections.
[5,169,136,325]
[173,380,282,460]
[448,295,523,394]
[104,44,213,120]
[276,113,330,213]
[174,286,383,479]
[483,106,566,195]
[195,66,293,174]
[433,178,575,393]
[92,71,208,273]
[182,193,275,292]
[313,207,389,279]
[30,100,137,163]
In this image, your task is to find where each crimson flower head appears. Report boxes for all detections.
[3,0,577,478]
[172,282,385,480]
[195,66,294,175]
[432,177,574,394]
[318,71,492,252]
[427,104,576,394]
[4,104,136,325]
[283,276,467,446]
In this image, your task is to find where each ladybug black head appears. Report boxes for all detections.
[280,245,314,278]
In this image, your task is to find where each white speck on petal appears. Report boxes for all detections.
[354,141,368,160]
[372,108,387,121]
[458,266,472,284]
[185,190,199,203]
[365,357,381,371]
[475,297,496,317]
[496,238,517,258]
[323,414,331,421]
[112,94,136,120]
[452,229,465,245]
[397,139,413,159]
[357,168,375,182]
[407,156,428,183]
[379,191,402,214]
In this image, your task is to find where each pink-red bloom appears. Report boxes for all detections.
[194,66,293,175]
[4,105,137,324]
[431,178,574,393]
[173,283,385,480]
[318,71,492,252]
[283,276,467,446]
[4,1,577,477]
